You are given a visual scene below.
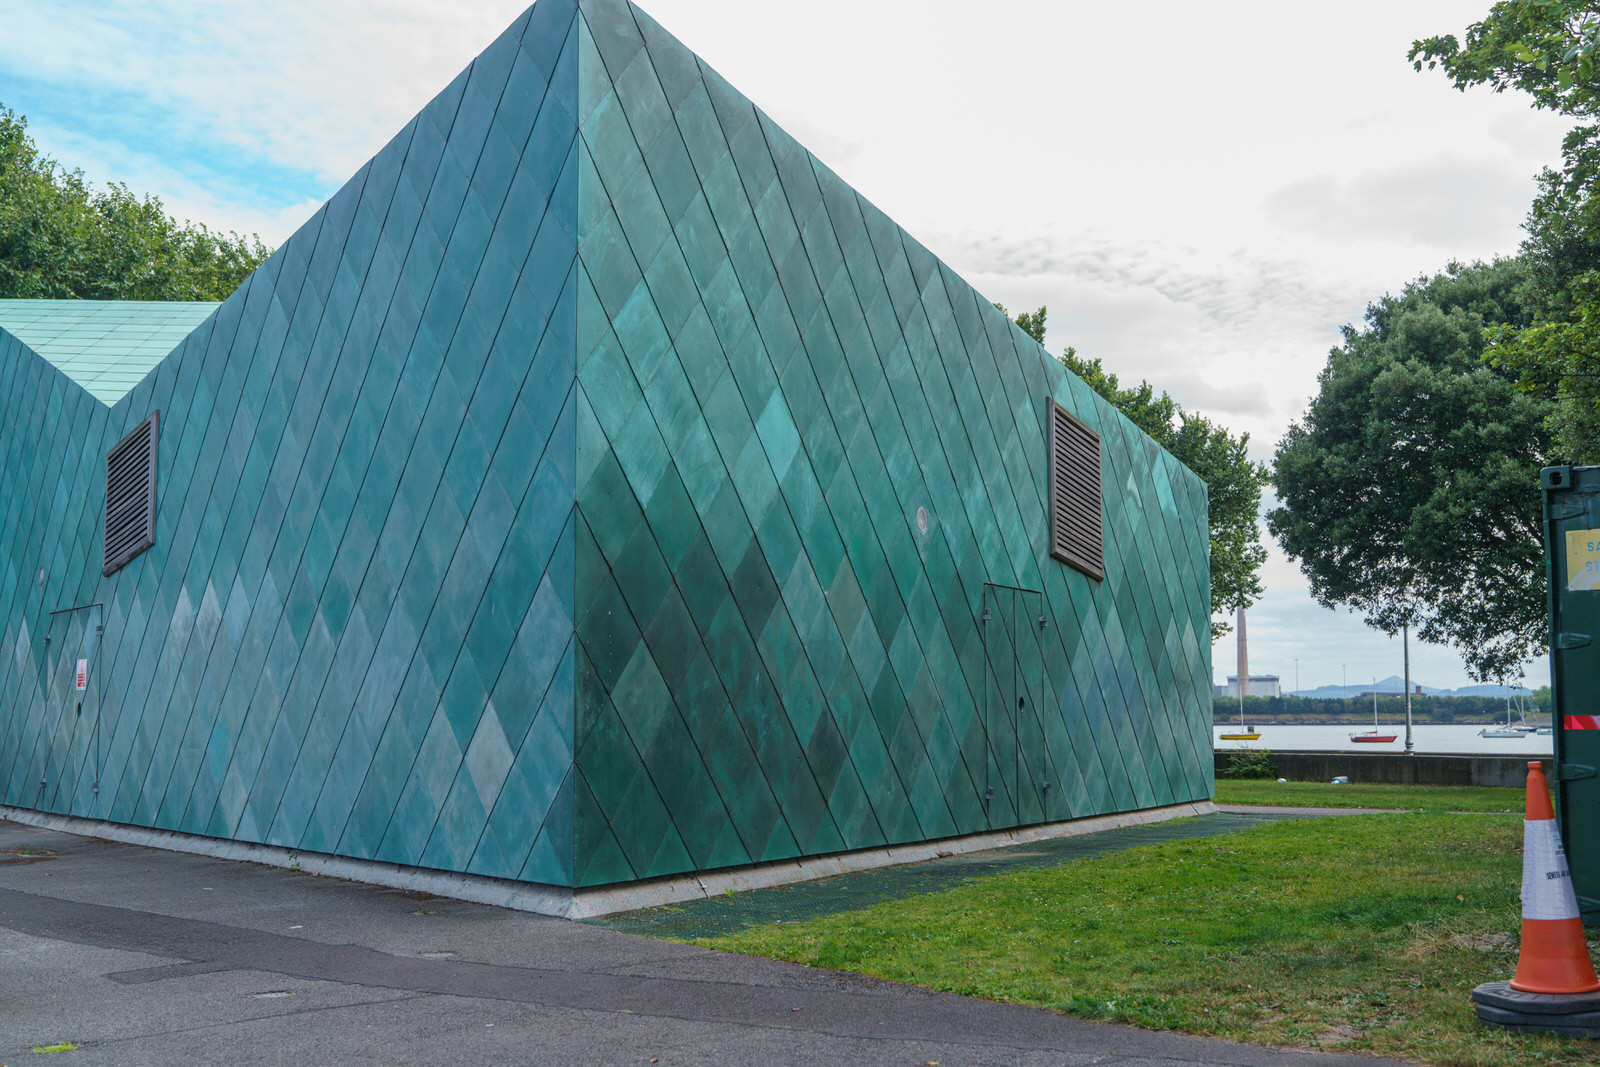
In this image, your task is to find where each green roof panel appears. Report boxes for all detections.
[0,299,218,404]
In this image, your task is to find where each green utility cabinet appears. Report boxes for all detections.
[1542,465,1600,923]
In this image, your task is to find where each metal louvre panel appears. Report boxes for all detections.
[104,412,158,576]
[1047,400,1103,580]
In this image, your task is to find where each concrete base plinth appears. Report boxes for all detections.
[1471,980,1600,1038]
[1,800,1215,919]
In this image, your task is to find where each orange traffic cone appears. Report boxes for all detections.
[1472,761,1600,1038]
[1509,760,1599,994]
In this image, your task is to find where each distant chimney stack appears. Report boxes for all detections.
[1236,606,1248,698]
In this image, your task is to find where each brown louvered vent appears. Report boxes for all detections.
[1047,399,1103,580]
[104,412,158,576]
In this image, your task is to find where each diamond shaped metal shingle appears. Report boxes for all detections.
[0,0,1210,898]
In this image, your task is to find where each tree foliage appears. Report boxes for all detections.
[0,105,269,301]
[1269,5,1590,680]
[1412,3,1600,461]
[1002,305,1271,641]
[1410,0,1600,113]
[1486,272,1600,457]
[1267,261,1552,682]
[1012,306,1047,346]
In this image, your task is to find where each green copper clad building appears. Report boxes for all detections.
[0,0,1212,901]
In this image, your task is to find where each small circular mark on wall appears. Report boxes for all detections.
[916,506,928,534]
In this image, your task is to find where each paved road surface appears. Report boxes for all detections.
[0,817,1407,1066]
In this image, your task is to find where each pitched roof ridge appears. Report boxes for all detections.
[0,299,218,405]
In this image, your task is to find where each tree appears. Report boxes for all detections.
[1002,305,1271,640]
[1486,272,1600,459]
[1410,1,1600,115]
[1267,260,1552,682]
[0,105,269,300]
[1011,305,1047,346]
[1412,3,1600,460]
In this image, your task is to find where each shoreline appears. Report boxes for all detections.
[1212,720,1530,727]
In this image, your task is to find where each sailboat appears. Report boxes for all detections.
[1218,706,1260,741]
[1218,611,1259,740]
[1506,686,1544,733]
[1481,686,1531,739]
[1350,679,1397,743]
[1521,691,1553,734]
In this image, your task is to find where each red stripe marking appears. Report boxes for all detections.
[1564,715,1600,730]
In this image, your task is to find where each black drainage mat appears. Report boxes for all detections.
[589,810,1295,940]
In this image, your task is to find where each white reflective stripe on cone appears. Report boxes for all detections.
[1524,819,1582,922]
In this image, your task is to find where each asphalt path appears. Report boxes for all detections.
[0,817,1408,1066]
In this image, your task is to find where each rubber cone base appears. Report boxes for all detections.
[1472,981,1600,1038]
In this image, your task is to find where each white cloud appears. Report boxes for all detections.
[0,0,1570,689]
[12,3,521,160]
[1266,156,1533,247]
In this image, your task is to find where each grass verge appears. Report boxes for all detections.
[1215,779,1524,813]
[697,813,1595,1066]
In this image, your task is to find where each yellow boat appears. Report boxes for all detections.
[1219,698,1259,741]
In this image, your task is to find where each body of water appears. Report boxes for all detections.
[1213,723,1554,756]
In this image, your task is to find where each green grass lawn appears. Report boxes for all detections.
[699,812,1595,1066]
[1215,779,1525,813]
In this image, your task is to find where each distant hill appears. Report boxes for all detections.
[1288,675,1529,700]
[1450,683,1532,698]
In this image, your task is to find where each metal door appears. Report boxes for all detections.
[982,584,1057,828]
[39,604,103,817]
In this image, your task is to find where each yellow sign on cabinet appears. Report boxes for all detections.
[1566,529,1600,591]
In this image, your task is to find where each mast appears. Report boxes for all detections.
[1403,624,1414,755]
[1236,606,1248,726]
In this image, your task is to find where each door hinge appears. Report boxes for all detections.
[1559,632,1593,650]
[1557,763,1597,782]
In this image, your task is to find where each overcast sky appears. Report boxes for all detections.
[0,0,1571,692]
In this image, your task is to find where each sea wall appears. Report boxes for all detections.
[1213,751,1538,788]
